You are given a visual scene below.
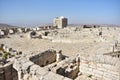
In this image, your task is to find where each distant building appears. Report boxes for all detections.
[53,16,68,28]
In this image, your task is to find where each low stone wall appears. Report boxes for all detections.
[52,39,88,43]
[0,62,18,80]
[82,55,120,66]
[80,55,120,80]
[1,48,119,80]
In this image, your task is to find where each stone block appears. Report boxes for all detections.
[88,68,93,72]
[97,66,107,72]
[21,61,34,71]
[89,63,97,69]
[80,63,89,67]
[30,64,40,75]
[102,64,112,70]
[43,72,64,80]
[85,71,94,76]
[93,69,103,75]
[93,73,103,78]
[103,71,119,80]
[63,77,72,80]
[103,77,112,80]
[106,70,119,76]
[80,66,88,72]
[36,67,49,76]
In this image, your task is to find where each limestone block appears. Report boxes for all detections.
[106,70,119,76]
[9,29,14,34]
[0,31,4,36]
[115,61,120,70]
[111,58,119,65]
[80,63,89,67]
[85,71,94,76]
[97,63,103,68]
[103,77,112,80]
[21,61,34,74]
[102,64,112,70]
[30,64,40,75]
[89,63,97,69]
[93,69,103,76]
[29,75,39,80]
[103,71,119,80]
[93,72,103,78]
[88,68,93,72]
[23,73,31,80]
[52,66,61,73]
[97,67,107,72]
[17,28,23,33]
[36,67,49,76]
[43,72,64,80]
[80,66,88,73]
[56,52,63,62]
[13,60,21,71]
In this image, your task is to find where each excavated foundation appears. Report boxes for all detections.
[29,50,56,67]
[29,49,79,79]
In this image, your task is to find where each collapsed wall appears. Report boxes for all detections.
[49,58,80,79]
[13,59,72,80]
[12,49,80,80]
[13,50,72,80]
[29,49,79,79]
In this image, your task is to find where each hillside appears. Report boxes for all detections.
[0,23,19,29]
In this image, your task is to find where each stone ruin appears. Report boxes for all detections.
[29,31,42,39]
[12,49,80,80]
[0,47,80,80]
[0,26,54,40]
[0,61,18,80]
[0,28,28,39]
[0,43,23,80]
[0,26,120,80]
[78,55,120,80]
[0,47,119,80]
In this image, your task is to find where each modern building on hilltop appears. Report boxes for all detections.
[53,16,68,28]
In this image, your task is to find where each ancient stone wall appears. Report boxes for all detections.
[79,55,120,80]
[0,62,18,80]
[13,56,72,80]
[1,48,119,80]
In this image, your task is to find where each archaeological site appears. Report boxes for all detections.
[0,17,120,80]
